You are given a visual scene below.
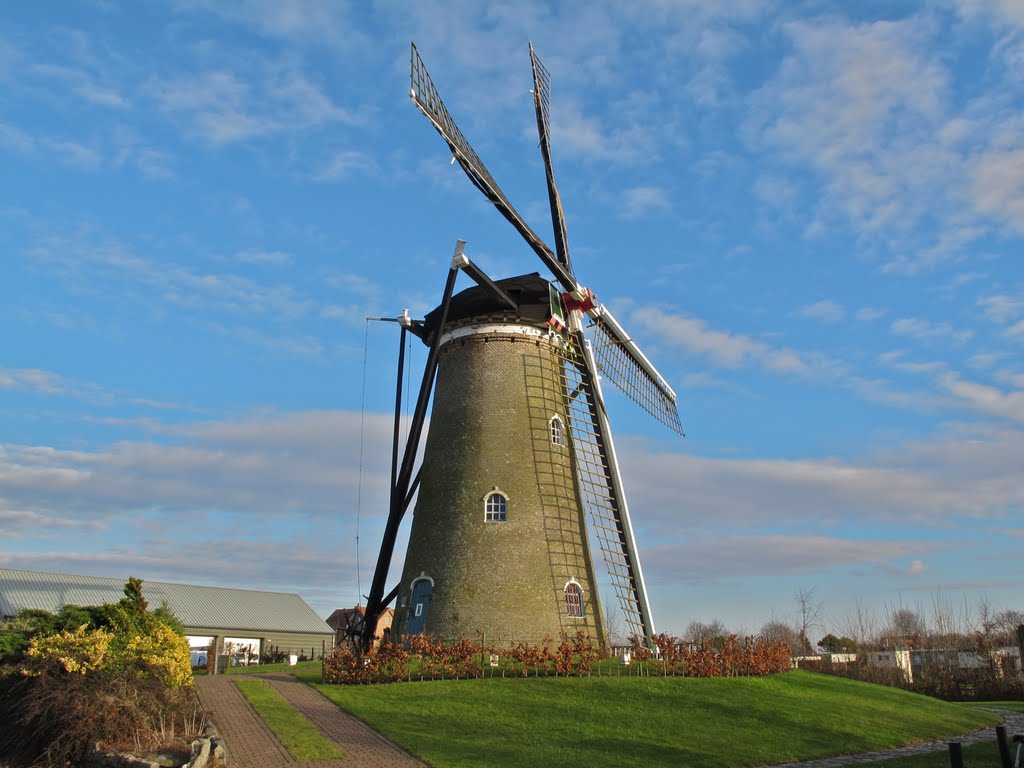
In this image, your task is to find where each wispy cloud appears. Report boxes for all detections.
[33,62,129,109]
[890,317,973,344]
[151,67,358,147]
[620,424,1024,532]
[235,249,294,266]
[0,368,65,395]
[645,535,939,582]
[978,292,1024,324]
[0,410,393,525]
[797,299,845,322]
[173,0,368,48]
[632,306,817,375]
[621,186,672,219]
[314,149,376,182]
[856,306,886,322]
[971,149,1024,235]
[746,13,1018,274]
[939,373,1024,423]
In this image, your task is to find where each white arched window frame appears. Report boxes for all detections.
[483,488,508,522]
[550,415,565,446]
[564,580,584,618]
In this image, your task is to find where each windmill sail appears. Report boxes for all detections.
[590,308,683,436]
[559,331,655,641]
[410,43,576,293]
[529,44,573,276]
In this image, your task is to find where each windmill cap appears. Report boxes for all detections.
[421,272,553,342]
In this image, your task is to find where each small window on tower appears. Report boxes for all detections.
[565,581,584,617]
[484,490,508,522]
[550,415,565,446]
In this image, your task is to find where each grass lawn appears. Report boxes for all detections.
[234,678,344,761]
[310,670,998,768]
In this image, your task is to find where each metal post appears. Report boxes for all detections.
[947,742,963,768]
[997,725,1011,768]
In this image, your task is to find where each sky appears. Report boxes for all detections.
[1,1,1022,641]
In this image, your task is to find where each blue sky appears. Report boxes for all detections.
[1,1,1022,640]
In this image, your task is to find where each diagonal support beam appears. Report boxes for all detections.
[360,242,464,652]
[452,242,518,311]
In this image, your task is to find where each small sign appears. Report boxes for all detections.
[489,654,500,668]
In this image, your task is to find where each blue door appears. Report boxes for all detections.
[405,579,432,635]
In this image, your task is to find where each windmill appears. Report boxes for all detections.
[357,43,682,653]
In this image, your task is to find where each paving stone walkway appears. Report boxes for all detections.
[769,708,1024,767]
[193,674,425,768]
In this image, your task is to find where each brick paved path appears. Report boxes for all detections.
[193,674,425,768]
[769,708,1024,767]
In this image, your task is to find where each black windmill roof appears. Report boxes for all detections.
[421,272,553,344]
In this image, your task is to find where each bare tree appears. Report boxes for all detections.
[884,604,926,648]
[929,591,965,648]
[795,587,823,655]
[685,619,728,644]
[836,598,879,649]
[602,596,627,647]
[761,618,799,654]
[992,609,1024,646]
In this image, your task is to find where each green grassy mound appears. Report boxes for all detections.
[310,670,998,768]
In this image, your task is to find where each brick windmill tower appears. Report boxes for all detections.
[358,44,683,652]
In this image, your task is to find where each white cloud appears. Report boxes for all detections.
[856,307,887,322]
[978,293,1023,324]
[619,424,1024,536]
[41,138,102,169]
[0,410,393,524]
[644,535,938,582]
[32,63,128,109]
[621,186,672,219]
[314,149,376,182]
[235,249,293,266]
[152,67,357,147]
[0,121,33,154]
[630,306,843,380]
[891,317,973,344]
[939,373,1024,423]
[971,149,1024,234]
[746,13,1022,274]
[797,299,845,322]
[968,352,1004,370]
[0,368,64,394]
[173,0,368,48]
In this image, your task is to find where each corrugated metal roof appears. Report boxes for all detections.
[0,568,333,636]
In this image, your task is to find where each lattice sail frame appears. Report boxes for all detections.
[590,316,684,436]
[557,329,656,641]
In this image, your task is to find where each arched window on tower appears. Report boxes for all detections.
[550,415,565,446]
[484,488,508,522]
[564,581,584,617]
